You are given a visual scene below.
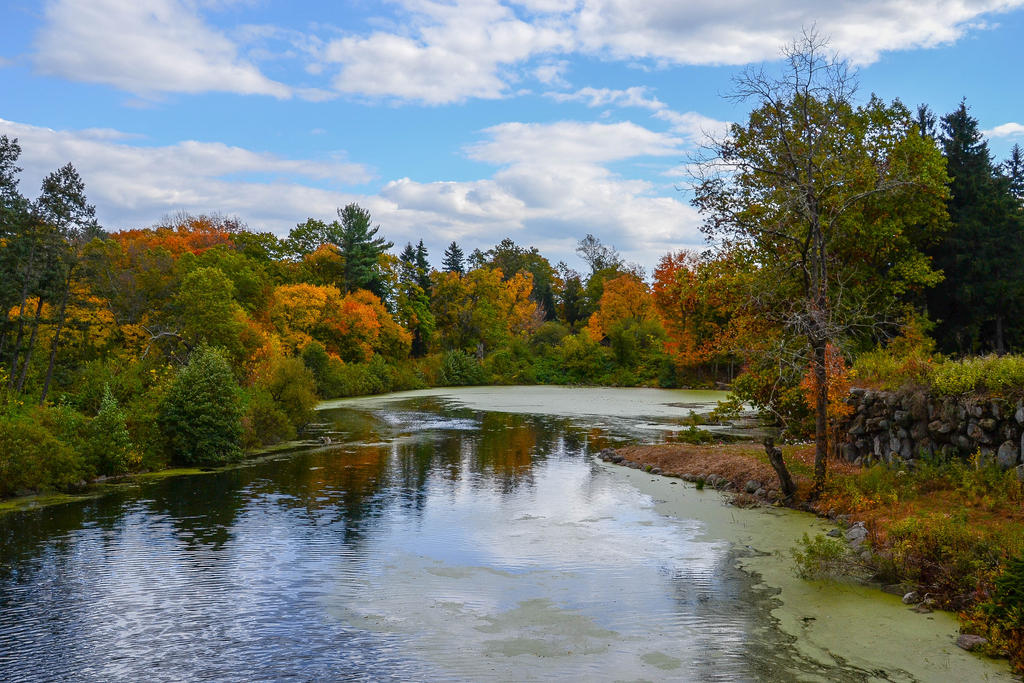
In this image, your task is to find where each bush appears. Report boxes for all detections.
[792,532,857,580]
[242,389,294,448]
[83,384,135,475]
[158,346,244,466]
[438,351,488,386]
[0,410,88,496]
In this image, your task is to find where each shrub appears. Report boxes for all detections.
[438,351,487,386]
[0,410,87,496]
[158,346,243,466]
[792,533,856,580]
[83,384,135,475]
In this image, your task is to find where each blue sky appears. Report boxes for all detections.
[2,0,1024,271]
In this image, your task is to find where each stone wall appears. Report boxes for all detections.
[841,388,1024,469]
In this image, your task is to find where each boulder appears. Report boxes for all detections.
[844,522,868,548]
[997,441,1020,469]
[745,480,761,494]
[902,591,921,605]
[955,634,988,652]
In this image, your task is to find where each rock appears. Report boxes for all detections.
[928,419,953,434]
[1016,464,1024,483]
[826,528,842,538]
[611,454,624,464]
[844,522,868,548]
[1016,401,1024,425]
[902,591,921,605]
[754,488,767,498]
[997,441,1020,469]
[980,418,998,431]
[893,410,910,426]
[859,550,873,562]
[956,634,988,652]
[651,467,662,475]
[744,480,761,494]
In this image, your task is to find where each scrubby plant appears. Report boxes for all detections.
[792,532,857,580]
[158,346,243,466]
[438,350,487,386]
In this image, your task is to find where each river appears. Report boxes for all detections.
[0,387,1011,681]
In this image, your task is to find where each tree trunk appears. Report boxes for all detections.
[811,339,829,499]
[0,307,10,368]
[6,288,30,390]
[39,270,73,405]
[995,314,1006,356]
[764,437,796,502]
[14,296,45,392]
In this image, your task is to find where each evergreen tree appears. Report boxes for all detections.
[1004,143,1024,206]
[926,100,1024,354]
[442,241,465,275]
[414,240,431,291]
[158,345,243,466]
[398,242,434,356]
[336,203,393,298]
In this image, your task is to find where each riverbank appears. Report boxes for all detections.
[607,441,1024,673]
[603,461,1016,681]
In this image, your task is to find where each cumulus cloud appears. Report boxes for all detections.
[0,118,369,229]
[33,0,290,97]
[318,0,1023,103]
[466,120,683,165]
[548,87,730,144]
[985,122,1024,138]
[324,0,571,104]
[571,0,1024,66]
[0,117,703,267]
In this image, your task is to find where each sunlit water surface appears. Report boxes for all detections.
[0,388,990,681]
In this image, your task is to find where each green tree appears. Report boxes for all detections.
[691,32,949,495]
[926,101,1024,354]
[337,203,393,298]
[85,384,133,475]
[159,346,243,466]
[174,266,246,364]
[442,241,465,275]
[398,242,435,355]
[1004,143,1024,206]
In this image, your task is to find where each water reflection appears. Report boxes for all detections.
[0,393,841,681]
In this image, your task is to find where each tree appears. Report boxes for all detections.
[158,345,243,466]
[397,242,435,355]
[1004,143,1024,206]
[575,234,622,274]
[337,203,393,298]
[442,241,465,275]
[926,101,1024,354]
[691,31,949,495]
[33,163,102,403]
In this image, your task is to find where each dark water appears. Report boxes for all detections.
[0,393,876,682]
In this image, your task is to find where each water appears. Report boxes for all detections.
[0,388,1011,681]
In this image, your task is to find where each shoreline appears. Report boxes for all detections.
[597,455,1015,680]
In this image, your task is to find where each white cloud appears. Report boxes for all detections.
[0,117,703,268]
[985,122,1024,138]
[319,0,1024,103]
[33,0,290,97]
[571,0,1024,66]
[0,118,370,230]
[466,120,683,165]
[547,87,730,144]
[323,0,572,104]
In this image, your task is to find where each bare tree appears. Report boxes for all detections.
[690,29,949,496]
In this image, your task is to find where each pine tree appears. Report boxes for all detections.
[442,241,465,275]
[337,203,393,298]
[414,240,431,291]
[927,100,1024,354]
[1004,143,1024,206]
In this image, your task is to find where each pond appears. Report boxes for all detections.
[0,387,1011,681]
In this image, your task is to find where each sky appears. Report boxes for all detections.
[2,0,1024,272]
